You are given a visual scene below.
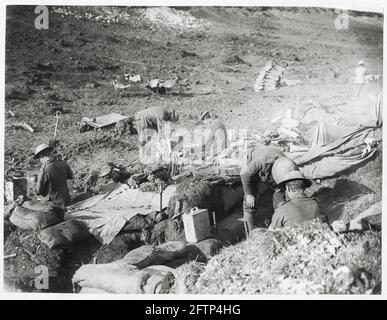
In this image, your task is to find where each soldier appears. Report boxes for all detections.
[240,146,290,235]
[34,143,73,220]
[135,106,179,146]
[269,171,321,229]
[200,111,228,159]
[353,60,367,98]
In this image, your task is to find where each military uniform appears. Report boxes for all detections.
[135,107,171,144]
[35,157,73,218]
[270,196,321,229]
[240,145,286,231]
[203,119,228,157]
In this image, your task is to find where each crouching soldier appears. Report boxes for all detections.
[34,143,73,220]
[240,145,287,235]
[269,170,321,229]
[135,106,179,146]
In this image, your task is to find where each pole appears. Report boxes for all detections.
[53,111,62,140]
[159,183,163,211]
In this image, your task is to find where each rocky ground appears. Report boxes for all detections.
[3,6,383,294]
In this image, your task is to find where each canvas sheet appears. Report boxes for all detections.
[66,183,176,244]
[289,125,382,179]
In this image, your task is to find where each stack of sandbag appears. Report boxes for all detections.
[73,240,222,293]
[254,61,286,92]
[73,241,189,294]
[74,262,175,294]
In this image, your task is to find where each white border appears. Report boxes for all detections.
[0,0,385,301]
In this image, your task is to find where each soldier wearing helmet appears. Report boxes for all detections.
[135,106,179,146]
[269,169,321,229]
[34,143,73,220]
[240,145,287,235]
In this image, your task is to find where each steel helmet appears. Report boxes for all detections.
[34,144,52,159]
[271,157,299,185]
[282,170,311,188]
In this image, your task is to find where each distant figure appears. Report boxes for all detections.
[34,143,73,220]
[135,106,179,146]
[200,111,228,159]
[353,60,367,98]
[269,177,321,229]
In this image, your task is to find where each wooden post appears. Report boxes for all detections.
[159,183,163,211]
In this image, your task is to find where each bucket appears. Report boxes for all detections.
[182,207,212,243]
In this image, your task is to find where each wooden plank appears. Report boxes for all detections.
[82,113,129,129]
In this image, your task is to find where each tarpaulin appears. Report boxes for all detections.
[66,183,176,244]
[308,122,357,148]
[289,125,382,180]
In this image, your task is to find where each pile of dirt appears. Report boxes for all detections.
[166,178,224,218]
[144,218,186,246]
[192,219,381,294]
[310,151,382,223]
[4,229,101,293]
[91,232,143,264]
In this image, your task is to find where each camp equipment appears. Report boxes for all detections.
[182,207,212,243]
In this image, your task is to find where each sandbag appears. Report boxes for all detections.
[38,220,92,248]
[22,200,53,212]
[142,267,175,294]
[166,246,207,268]
[72,261,175,294]
[122,245,157,268]
[10,205,62,231]
[79,287,110,294]
[122,241,187,268]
